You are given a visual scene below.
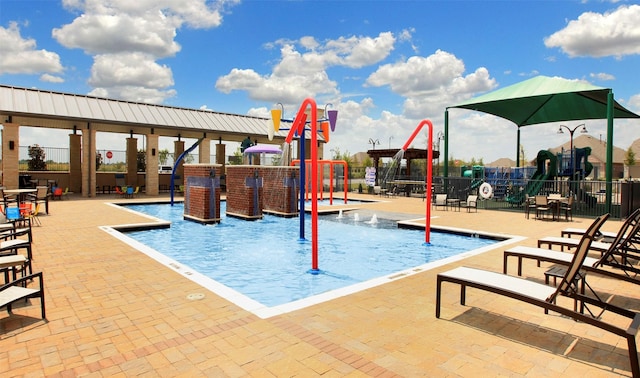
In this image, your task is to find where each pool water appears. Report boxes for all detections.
[119,202,501,314]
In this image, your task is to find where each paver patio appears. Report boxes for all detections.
[1,193,637,376]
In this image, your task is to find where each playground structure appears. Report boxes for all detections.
[504,148,595,205]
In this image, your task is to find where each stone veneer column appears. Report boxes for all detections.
[145,133,159,196]
[81,127,97,197]
[69,133,82,193]
[126,137,138,186]
[1,123,19,189]
[199,137,211,163]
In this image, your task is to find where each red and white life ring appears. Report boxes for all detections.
[479,182,493,199]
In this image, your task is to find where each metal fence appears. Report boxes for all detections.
[431,176,623,219]
[12,146,278,172]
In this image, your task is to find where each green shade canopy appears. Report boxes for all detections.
[444,75,639,214]
[451,75,639,126]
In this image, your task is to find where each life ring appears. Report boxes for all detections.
[479,182,493,199]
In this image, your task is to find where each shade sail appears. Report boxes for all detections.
[243,144,282,154]
[450,76,639,126]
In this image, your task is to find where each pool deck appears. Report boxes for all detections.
[2,192,638,376]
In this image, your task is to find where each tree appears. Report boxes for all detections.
[625,147,636,166]
[137,149,146,172]
[158,149,170,165]
[28,144,47,171]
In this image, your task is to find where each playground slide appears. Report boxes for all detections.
[506,150,557,205]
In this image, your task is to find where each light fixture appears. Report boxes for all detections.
[9,141,14,150]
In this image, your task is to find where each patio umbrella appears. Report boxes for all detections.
[444,75,640,212]
[243,144,282,154]
[243,144,282,165]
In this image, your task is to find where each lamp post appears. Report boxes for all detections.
[557,123,587,177]
[368,138,380,150]
[436,131,444,176]
[388,136,393,149]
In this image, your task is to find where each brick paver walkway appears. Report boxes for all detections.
[1,193,637,376]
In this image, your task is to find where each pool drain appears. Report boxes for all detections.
[187,293,205,301]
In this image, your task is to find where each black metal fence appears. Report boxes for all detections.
[431,176,626,219]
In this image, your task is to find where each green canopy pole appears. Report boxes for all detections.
[444,109,449,177]
[605,90,614,213]
[516,126,521,168]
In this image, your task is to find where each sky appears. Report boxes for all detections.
[1,0,640,164]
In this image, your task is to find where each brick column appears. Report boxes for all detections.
[183,164,222,224]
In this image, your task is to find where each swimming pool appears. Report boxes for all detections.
[107,202,519,318]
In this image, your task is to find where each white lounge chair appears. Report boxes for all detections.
[436,215,640,377]
[0,272,45,319]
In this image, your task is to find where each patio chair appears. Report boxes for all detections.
[534,195,553,220]
[560,196,574,221]
[51,187,63,200]
[114,186,126,198]
[27,186,50,214]
[460,195,478,213]
[524,194,537,219]
[436,214,640,377]
[433,194,447,210]
[504,209,640,283]
[0,272,46,320]
[0,187,17,215]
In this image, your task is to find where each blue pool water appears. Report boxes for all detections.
[121,203,499,309]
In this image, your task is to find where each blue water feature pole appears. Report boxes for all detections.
[298,129,306,241]
[170,138,203,206]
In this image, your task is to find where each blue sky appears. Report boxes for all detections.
[1,0,639,163]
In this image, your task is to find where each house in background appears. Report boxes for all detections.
[548,134,626,180]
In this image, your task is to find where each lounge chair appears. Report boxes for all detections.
[560,208,640,242]
[504,209,640,286]
[537,209,640,256]
[0,272,45,319]
[436,215,640,377]
[0,228,33,276]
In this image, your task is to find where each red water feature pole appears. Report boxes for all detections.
[402,120,433,244]
[285,98,321,273]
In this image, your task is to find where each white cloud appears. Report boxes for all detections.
[40,74,65,83]
[216,33,398,105]
[590,72,615,81]
[0,22,63,75]
[53,0,237,102]
[365,50,496,118]
[544,4,640,58]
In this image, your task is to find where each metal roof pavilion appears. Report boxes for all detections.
[0,85,285,143]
